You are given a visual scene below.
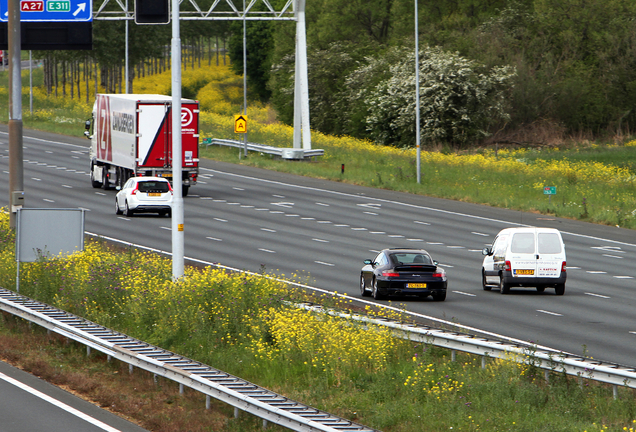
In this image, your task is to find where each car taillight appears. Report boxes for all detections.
[433,269,445,278]
[504,260,511,271]
[562,261,566,272]
[131,185,139,195]
[382,271,399,277]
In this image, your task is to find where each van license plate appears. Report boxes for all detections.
[514,269,534,275]
[407,283,427,288]
[148,193,161,197]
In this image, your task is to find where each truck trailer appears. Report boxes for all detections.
[85,94,200,196]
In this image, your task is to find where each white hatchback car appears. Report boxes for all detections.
[115,177,173,217]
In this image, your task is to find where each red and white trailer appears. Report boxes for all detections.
[86,94,199,196]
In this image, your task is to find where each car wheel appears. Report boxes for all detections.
[482,270,491,291]
[432,291,446,301]
[555,284,565,296]
[499,276,510,294]
[372,278,385,300]
[124,201,134,217]
[360,274,370,297]
[115,199,123,215]
[536,285,545,293]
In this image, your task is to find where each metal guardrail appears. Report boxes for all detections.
[202,138,324,160]
[296,303,636,397]
[0,288,377,432]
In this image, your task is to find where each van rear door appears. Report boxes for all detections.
[536,231,564,278]
[509,231,538,279]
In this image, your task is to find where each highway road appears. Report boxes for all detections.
[0,360,148,432]
[1,126,636,368]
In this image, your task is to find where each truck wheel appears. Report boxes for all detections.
[102,167,110,190]
[182,185,190,197]
[90,163,102,188]
[555,284,565,296]
[499,277,510,294]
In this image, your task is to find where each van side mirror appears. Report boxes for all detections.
[482,247,493,256]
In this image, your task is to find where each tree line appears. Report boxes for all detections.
[230,0,636,147]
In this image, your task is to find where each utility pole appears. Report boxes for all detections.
[8,0,24,228]
[171,0,184,279]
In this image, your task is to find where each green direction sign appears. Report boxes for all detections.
[543,186,557,195]
[47,1,71,12]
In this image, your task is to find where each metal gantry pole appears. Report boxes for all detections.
[8,0,24,228]
[242,0,248,157]
[125,0,129,94]
[415,0,421,184]
[171,0,184,279]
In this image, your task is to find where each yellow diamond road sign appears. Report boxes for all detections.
[234,115,247,134]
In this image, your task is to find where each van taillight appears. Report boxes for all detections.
[504,260,511,271]
[562,261,566,272]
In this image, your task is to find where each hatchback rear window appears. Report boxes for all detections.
[538,233,562,254]
[511,233,535,253]
[138,181,170,193]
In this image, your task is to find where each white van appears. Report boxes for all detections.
[481,227,567,295]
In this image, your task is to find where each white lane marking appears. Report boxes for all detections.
[370,231,385,234]
[76,171,86,174]
[258,248,276,253]
[45,150,53,153]
[437,264,453,268]
[43,199,55,202]
[592,246,625,253]
[567,266,581,269]
[214,218,227,222]
[364,211,378,215]
[32,177,41,181]
[318,221,332,224]
[312,238,329,243]
[56,167,67,170]
[199,197,213,200]
[261,228,276,233]
[407,239,424,242]
[315,261,335,266]
[271,202,294,208]
[285,214,299,217]
[46,165,57,168]
[358,203,381,209]
[586,271,607,274]
[388,235,404,238]
[233,187,244,191]
[227,202,240,205]
[116,217,130,221]
[453,291,476,297]
[630,331,636,335]
[334,224,349,227]
[414,220,430,225]
[255,208,269,211]
[241,205,254,208]
[95,192,106,196]
[273,194,285,198]
[160,226,171,231]
[447,246,465,249]
[316,202,330,206]
[198,181,208,184]
[213,199,227,202]
[301,217,315,220]
[66,169,77,172]
[62,185,72,188]
[427,242,443,245]
[585,292,610,299]
[603,254,623,259]
[199,166,636,252]
[206,237,222,241]
[472,232,489,236]
[351,227,367,230]
[614,276,633,279]
[537,310,562,316]
[270,211,284,214]
[468,249,483,252]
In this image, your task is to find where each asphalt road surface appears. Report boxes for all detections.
[1,126,635,368]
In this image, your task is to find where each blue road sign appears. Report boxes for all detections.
[0,0,92,22]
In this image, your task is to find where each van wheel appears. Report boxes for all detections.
[482,270,491,291]
[499,277,510,294]
[536,285,545,293]
[555,284,565,296]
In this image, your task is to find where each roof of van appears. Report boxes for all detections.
[497,227,562,234]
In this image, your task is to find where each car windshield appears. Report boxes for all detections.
[390,253,432,265]
[138,181,170,193]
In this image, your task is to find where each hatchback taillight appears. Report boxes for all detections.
[131,185,139,195]
[382,271,400,277]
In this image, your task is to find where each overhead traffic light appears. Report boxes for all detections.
[135,0,170,25]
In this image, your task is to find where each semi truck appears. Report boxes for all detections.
[85,94,200,196]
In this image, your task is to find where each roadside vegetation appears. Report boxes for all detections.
[1,212,636,431]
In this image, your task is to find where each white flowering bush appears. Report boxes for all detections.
[354,46,516,147]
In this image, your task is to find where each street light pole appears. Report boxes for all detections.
[171,0,184,279]
[415,0,421,184]
[8,0,24,228]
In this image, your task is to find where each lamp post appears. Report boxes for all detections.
[171,0,184,279]
[415,0,421,184]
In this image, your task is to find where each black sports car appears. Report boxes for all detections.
[360,248,447,301]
